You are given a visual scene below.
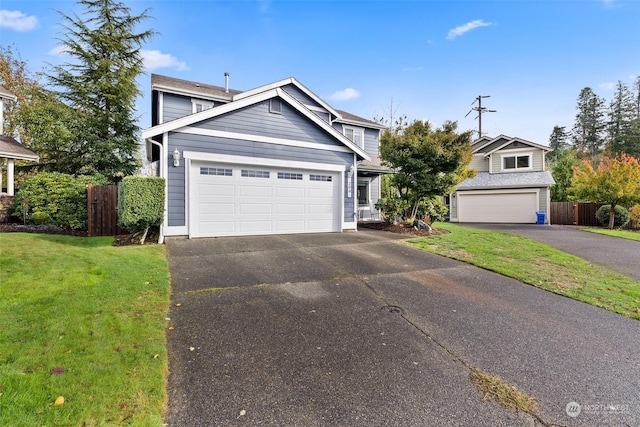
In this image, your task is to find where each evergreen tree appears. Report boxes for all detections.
[49,0,154,181]
[550,148,579,202]
[547,125,568,163]
[607,81,638,157]
[571,87,606,165]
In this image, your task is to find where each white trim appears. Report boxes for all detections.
[0,151,39,161]
[191,98,214,114]
[182,151,346,172]
[179,127,352,154]
[142,89,278,139]
[343,125,365,150]
[158,92,164,124]
[142,87,370,160]
[232,77,342,119]
[164,225,188,236]
[343,221,357,231]
[457,188,540,196]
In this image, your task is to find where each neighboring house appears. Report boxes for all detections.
[142,74,387,238]
[448,134,555,224]
[0,86,39,196]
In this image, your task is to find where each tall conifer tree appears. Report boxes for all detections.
[49,0,154,180]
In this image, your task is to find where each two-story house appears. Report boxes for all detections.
[142,74,387,239]
[448,134,555,224]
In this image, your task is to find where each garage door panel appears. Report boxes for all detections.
[240,185,272,197]
[199,202,235,215]
[190,161,340,238]
[239,203,272,215]
[275,219,306,232]
[198,221,236,234]
[239,220,273,233]
[458,192,537,223]
[276,186,305,198]
[199,183,235,196]
[276,203,305,214]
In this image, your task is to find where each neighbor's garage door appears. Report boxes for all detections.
[457,191,538,223]
[189,162,340,238]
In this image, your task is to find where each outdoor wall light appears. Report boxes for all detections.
[173,148,181,167]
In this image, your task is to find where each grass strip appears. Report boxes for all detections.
[407,222,640,320]
[0,233,170,426]
[581,227,640,242]
[469,367,537,415]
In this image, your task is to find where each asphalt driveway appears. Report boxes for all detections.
[165,230,640,426]
[458,223,640,281]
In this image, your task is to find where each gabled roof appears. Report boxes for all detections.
[151,74,240,102]
[0,135,39,161]
[142,86,370,161]
[335,110,387,130]
[0,85,17,101]
[457,171,555,190]
[472,134,552,156]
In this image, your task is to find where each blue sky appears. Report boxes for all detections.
[1,0,639,145]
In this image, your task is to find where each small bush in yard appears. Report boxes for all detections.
[630,205,640,227]
[595,205,630,228]
[118,176,165,244]
[13,172,108,229]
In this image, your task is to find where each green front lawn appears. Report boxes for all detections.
[0,233,170,426]
[408,223,640,320]
[581,227,640,242]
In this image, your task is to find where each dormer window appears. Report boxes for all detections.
[502,153,532,171]
[343,126,364,149]
[192,99,213,113]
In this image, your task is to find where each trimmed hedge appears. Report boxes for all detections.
[118,176,165,234]
[13,172,108,230]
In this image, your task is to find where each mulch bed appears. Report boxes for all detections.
[358,221,449,237]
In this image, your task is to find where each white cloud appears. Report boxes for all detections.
[0,9,38,31]
[141,50,189,71]
[329,88,360,102]
[446,19,492,40]
[48,45,70,56]
[599,82,615,90]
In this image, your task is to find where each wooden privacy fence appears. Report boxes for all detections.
[87,183,121,236]
[550,202,603,226]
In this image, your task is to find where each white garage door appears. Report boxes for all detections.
[189,162,341,238]
[458,191,538,223]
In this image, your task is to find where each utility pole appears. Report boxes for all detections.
[465,95,496,137]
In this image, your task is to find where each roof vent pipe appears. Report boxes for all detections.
[224,72,230,93]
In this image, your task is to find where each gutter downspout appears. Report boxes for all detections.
[148,137,166,244]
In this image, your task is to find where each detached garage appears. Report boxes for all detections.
[456,190,538,223]
[450,170,555,224]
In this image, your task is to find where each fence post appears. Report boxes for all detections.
[87,183,93,237]
[573,203,578,225]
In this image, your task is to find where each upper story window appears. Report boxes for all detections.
[343,126,364,149]
[502,153,532,171]
[192,99,214,114]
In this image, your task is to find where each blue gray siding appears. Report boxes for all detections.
[166,102,355,226]
[162,93,192,122]
[363,128,380,155]
[282,84,322,108]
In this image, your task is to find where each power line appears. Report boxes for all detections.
[465,95,496,137]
